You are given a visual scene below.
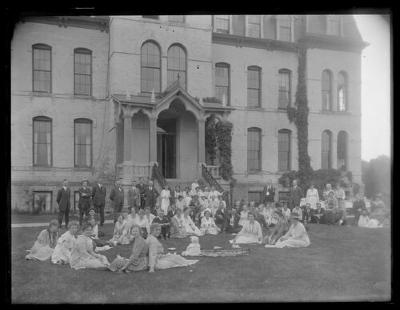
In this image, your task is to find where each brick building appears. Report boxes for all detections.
[11,15,366,213]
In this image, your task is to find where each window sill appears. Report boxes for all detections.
[73,167,93,171]
[32,166,53,171]
[247,171,262,175]
[31,92,52,97]
[73,95,95,100]
[247,107,264,111]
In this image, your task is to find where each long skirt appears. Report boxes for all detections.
[51,245,72,264]
[108,255,148,272]
[234,234,261,244]
[70,254,110,270]
[25,242,54,261]
[200,226,219,235]
[155,253,198,269]
[273,238,310,248]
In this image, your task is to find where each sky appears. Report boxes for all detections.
[353,15,391,161]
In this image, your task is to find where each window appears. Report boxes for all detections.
[74,48,92,96]
[215,63,230,105]
[327,15,341,36]
[214,15,230,33]
[248,191,262,204]
[337,131,348,170]
[167,44,187,89]
[247,66,261,107]
[337,71,348,111]
[248,15,261,38]
[142,15,159,19]
[321,130,332,169]
[33,192,53,213]
[247,128,261,172]
[74,119,92,168]
[278,129,291,171]
[141,41,161,93]
[278,69,291,109]
[32,44,51,92]
[33,116,52,166]
[168,15,185,23]
[322,70,333,111]
[278,16,292,42]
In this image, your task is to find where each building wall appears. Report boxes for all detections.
[177,112,198,180]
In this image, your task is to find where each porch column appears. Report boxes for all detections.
[149,115,158,164]
[197,118,206,163]
[123,114,132,162]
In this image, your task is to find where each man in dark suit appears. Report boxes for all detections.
[136,177,147,209]
[110,180,124,223]
[144,180,159,214]
[56,179,71,229]
[289,179,304,210]
[225,208,241,233]
[215,202,228,232]
[92,180,106,226]
[78,179,92,226]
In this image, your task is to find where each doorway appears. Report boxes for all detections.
[157,118,177,178]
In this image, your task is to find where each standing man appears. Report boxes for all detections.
[289,179,304,211]
[137,177,147,209]
[56,179,71,229]
[110,179,124,223]
[92,180,106,226]
[128,180,141,213]
[144,180,159,214]
[78,179,92,226]
[263,181,276,205]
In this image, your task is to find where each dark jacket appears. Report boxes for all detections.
[56,187,70,211]
[110,186,124,208]
[144,187,159,209]
[289,186,304,209]
[215,208,227,224]
[128,187,140,208]
[92,184,106,206]
[78,186,92,210]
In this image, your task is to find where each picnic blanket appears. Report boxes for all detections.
[198,248,250,257]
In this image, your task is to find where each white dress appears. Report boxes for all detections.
[306,188,320,209]
[160,189,171,214]
[182,215,203,236]
[51,231,76,264]
[70,235,110,270]
[234,220,263,244]
[239,210,249,227]
[272,222,310,248]
[358,215,382,228]
[200,216,219,235]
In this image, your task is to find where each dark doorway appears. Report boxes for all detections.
[157,118,176,178]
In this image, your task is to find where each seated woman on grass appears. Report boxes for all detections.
[170,208,188,238]
[109,214,126,245]
[136,209,151,239]
[108,225,149,273]
[88,217,110,247]
[147,223,198,272]
[200,209,219,235]
[70,222,110,270]
[230,212,263,245]
[358,209,383,228]
[265,212,310,248]
[182,207,203,236]
[51,220,79,264]
[26,219,59,261]
[238,203,249,227]
[263,210,289,245]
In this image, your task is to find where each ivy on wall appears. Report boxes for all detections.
[215,120,234,181]
[205,115,217,165]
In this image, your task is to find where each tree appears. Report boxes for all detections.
[362,155,391,202]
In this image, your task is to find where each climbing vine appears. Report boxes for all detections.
[215,120,234,181]
[205,115,217,165]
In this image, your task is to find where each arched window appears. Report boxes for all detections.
[337,131,348,170]
[278,69,291,109]
[74,48,92,96]
[74,118,93,168]
[141,41,161,93]
[32,44,52,93]
[321,130,332,169]
[167,44,187,89]
[337,71,348,111]
[247,66,261,107]
[247,127,262,172]
[33,116,52,166]
[322,69,333,111]
[215,62,230,106]
[278,129,291,171]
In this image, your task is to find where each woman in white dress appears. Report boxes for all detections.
[239,204,249,227]
[26,219,59,261]
[160,185,171,215]
[209,197,220,217]
[51,220,79,264]
[70,223,110,270]
[200,209,219,235]
[263,203,275,226]
[231,213,263,244]
[358,210,382,228]
[266,212,310,248]
[182,207,203,236]
[147,223,198,272]
[109,214,127,245]
[306,183,320,210]
[136,208,151,238]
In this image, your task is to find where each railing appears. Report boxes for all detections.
[201,163,231,209]
[151,163,168,189]
[205,165,221,179]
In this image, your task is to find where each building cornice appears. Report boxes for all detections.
[299,34,369,53]
[20,16,109,33]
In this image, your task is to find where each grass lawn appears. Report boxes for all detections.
[11,222,391,303]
